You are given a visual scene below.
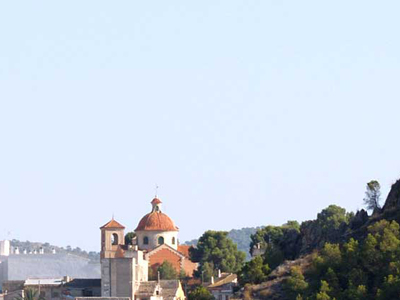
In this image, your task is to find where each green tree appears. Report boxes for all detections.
[377,274,400,300]
[316,205,350,232]
[190,231,246,281]
[158,261,178,279]
[363,180,381,211]
[188,286,214,300]
[316,280,331,300]
[238,255,270,285]
[124,232,136,245]
[284,266,309,299]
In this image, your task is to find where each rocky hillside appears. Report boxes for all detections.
[237,179,400,299]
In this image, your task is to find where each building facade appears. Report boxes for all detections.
[100,196,196,300]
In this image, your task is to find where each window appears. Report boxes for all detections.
[143,236,149,245]
[158,236,164,245]
[111,233,119,245]
[172,237,176,245]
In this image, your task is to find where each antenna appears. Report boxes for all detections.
[155,184,159,198]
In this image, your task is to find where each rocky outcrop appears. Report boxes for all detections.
[349,209,369,230]
[382,179,400,212]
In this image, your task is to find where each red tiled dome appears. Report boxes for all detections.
[135,212,178,231]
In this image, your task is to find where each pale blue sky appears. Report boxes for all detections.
[1,1,399,251]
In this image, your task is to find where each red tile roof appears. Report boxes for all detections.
[151,197,162,204]
[100,219,125,229]
[177,245,192,258]
[135,212,178,231]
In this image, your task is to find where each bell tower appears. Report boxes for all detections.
[100,218,125,259]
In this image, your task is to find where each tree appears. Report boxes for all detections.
[315,280,331,300]
[249,222,300,267]
[189,231,246,281]
[158,261,178,280]
[188,286,214,300]
[238,255,270,286]
[125,232,136,245]
[363,180,381,211]
[284,266,309,299]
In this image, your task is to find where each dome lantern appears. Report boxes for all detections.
[151,197,162,212]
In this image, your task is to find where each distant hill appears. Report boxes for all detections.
[9,240,100,262]
[184,227,262,260]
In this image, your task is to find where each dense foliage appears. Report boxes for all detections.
[189,231,246,281]
[148,261,186,280]
[249,220,301,269]
[188,286,215,300]
[237,255,270,285]
[185,227,260,260]
[124,232,136,245]
[283,219,400,299]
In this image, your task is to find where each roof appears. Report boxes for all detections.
[146,243,185,259]
[25,278,64,286]
[208,274,237,288]
[64,279,101,288]
[136,282,157,297]
[100,219,125,230]
[159,280,180,299]
[135,212,178,231]
[177,245,191,258]
[135,280,180,300]
[151,197,162,205]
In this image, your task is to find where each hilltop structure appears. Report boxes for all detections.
[0,240,100,291]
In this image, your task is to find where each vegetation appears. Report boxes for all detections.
[148,261,187,280]
[238,255,270,285]
[124,231,136,245]
[282,219,400,299]
[363,180,381,211]
[189,231,246,281]
[236,179,400,299]
[185,227,260,260]
[187,286,215,300]
[158,261,178,279]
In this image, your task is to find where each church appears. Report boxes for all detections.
[100,197,197,299]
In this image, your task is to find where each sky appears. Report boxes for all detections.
[0,1,400,252]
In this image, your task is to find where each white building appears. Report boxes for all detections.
[0,241,10,257]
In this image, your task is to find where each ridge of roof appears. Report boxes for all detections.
[100,219,125,229]
[208,273,237,288]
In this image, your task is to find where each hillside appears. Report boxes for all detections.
[236,179,400,300]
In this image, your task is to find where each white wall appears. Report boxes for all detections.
[0,241,10,257]
[135,231,178,251]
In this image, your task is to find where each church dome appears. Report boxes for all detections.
[135,198,179,231]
